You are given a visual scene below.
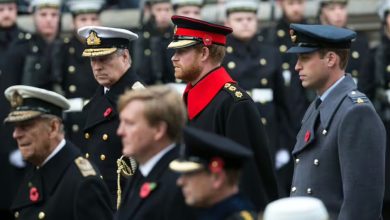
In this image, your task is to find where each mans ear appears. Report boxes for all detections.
[48,119,61,138]
[200,46,210,62]
[211,171,226,189]
[154,121,168,141]
[326,52,337,68]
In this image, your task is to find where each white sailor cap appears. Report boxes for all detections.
[30,0,61,10]
[4,85,70,123]
[263,197,329,220]
[225,0,258,14]
[77,26,138,57]
[171,0,203,7]
[67,0,105,14]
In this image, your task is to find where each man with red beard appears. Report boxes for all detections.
[168,15,279,211]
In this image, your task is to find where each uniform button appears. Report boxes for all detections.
[38,211,45,219]
[85,153,89,159]
[102,134,108,141]
[32,45,38,53]
[387,65,390,73]
[314,159,320,166]
[279,45,287,53]
[69,47,75,54]
[100,154,106,161]
[322,129,327,135]
[72,124,79,132]
[261,117,267,125]
[227,61,236,69]
[14,211,19,218]
[69,85,77,93]
[261,78,268,86]
[25,33,31,40]
[352,70,358,77]
[351,91,356,95]
[144,49,151,56]
[63,37,70,43]
[84,133,90,139]
[35,63,41,70]
[295,158,300,164]
[259,58,267,66]
[143,31,150,39]
[68,65,76,73]
[226,46,233,53]
[352,51,359,59]
[291,187,297,193]
[277,29,285,37]
[100,175,104,179]
[307,188,312,194]
[282,62,290,70]
[18,32,24,39]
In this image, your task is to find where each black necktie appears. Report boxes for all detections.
[315,98,322,109]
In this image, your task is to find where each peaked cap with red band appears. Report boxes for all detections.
[167,15,233,49]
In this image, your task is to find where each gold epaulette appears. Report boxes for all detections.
[75,157,96,177]
[348,91,368,104]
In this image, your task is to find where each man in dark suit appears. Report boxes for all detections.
[77,26,145,203]
[115,85,195,220]
[168,15,279,211]
[170,126,257,220]
[61,0,104,148]
[287,24,386,220]
[5,85,113,220]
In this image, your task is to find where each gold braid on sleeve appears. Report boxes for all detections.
[116,155,137,209]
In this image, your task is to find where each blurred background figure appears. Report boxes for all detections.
[170,126,257,220]
[61,0,105,150]
[171,0,203,19]
[222,0,293,197]
[132,0,175,85]
[372,0,390,218]
[318,0,375,99]
[262,197,329,220]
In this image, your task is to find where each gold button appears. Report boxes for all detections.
[387,65,390,73]
[259,58,267,66]
[282,62,290,70]
[69,47,75,54]
[227,61,236,69]
[63,37,70,43]
[229,86,236,91]
[14,211,19,218]
[291,187,297,193]
[226,46,233,53]
[18,32,24,39]
[25,33,31,40]
[295,158,300,164]
[261,117,267,125]
[143,31,150,39]
[277,29,285,37]
[35,63,41,70]
[314,159,319,166]
[352,70,358,77]
[102,134,108,141]
[100,154,106,161]
[68,65,76,73]
[32,45,38,53]
[69,85,77,93]
[144,49,151,56]
[72,124,79,132]
[352,51,359,59]
[261,78,268,86]
[85,153,89,158]
[38,211,45,219]
[307,188,312,194]
[279,45,287,53]
[84,133,90,139]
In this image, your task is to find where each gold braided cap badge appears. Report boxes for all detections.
[290,29,297,43]
[87,31,101,46]
[10,91,23,108]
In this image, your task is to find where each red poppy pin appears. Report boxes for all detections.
[304,131,311,143]
[29,187,39,202]
[140,182,157,199]
[209,157,225,173]
[103,107,112,118]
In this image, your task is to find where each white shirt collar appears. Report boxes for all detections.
[139,143,175,177]
[39,139,66,168]
[320,75,345,101]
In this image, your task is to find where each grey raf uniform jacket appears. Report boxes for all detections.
[291,74,386,220]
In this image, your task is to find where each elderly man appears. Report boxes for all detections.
[287,24,385,219]
[170,126,257,220]
[6,85,113,220]
[115,85,196,220]
[77,26,144,202]
[168,15,279,211]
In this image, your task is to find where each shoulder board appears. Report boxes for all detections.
[131,81,145,90]
[74,157,97,177]
[347,91,369,104]
[226,210,257,220]
[223,83,248,101]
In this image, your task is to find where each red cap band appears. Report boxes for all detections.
[175,27,227,45]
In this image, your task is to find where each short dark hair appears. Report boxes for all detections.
[318,48,350,70]
[193,44,226,64]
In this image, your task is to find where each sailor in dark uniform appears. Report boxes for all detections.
[132,0,175,85]
[170,126,257,220]
[61,0,104,149]
[5,85,113,220]
[77,26,145,204]
[318,0,374,99]
[287,24,385,219]
[168,15,279,211]
[172,0,203,19]
[223,0,293,197]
